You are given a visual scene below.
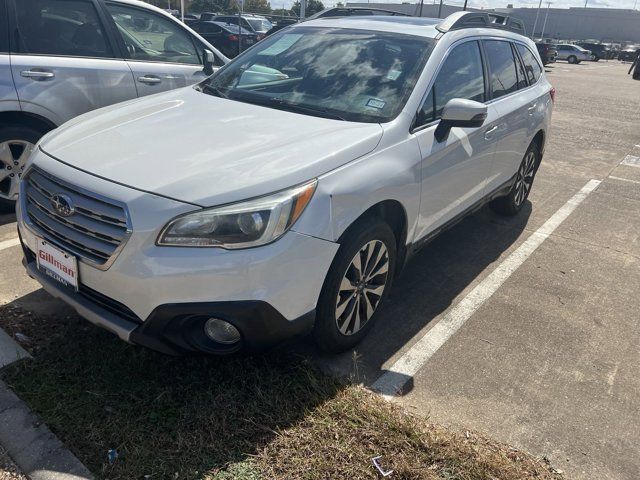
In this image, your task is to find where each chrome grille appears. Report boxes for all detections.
[24,168,130,267]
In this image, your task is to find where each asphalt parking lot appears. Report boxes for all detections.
[1,61,639,479]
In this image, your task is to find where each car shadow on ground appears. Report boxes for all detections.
[0,211,16,227]
[305,202,532,394]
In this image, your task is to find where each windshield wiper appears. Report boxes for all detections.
[268,97,346,121]
[199,84,229,99]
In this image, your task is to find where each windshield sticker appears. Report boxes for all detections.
[259,34,303,56]
[366,98,386,110]
[386,69,402,81]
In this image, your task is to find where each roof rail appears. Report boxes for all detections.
[436,11,526,36]
[306,7,411,21]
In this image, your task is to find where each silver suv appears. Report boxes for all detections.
[17,12,554,355]
[0,0,227,208]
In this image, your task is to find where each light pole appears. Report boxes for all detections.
[437,0,444,18]
[300,0,306,19]
[541,2,552,40]
[531,0,543,40]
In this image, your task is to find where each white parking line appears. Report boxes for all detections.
[372,179,602,399]
[609,176,640,185]
[0,237,20,252]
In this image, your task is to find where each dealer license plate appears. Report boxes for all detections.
[36,238,78,290]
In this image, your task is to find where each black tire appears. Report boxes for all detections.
[314,217,397,353]
[593,56,600,62]
[490,142,541,217]
[568,55,577,64]
[0,125,47,211]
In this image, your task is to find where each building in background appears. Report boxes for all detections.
[346,2,640,43]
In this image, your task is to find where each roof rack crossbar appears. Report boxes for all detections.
[436,11,526,36]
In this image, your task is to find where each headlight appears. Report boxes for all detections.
[157,180,317,248]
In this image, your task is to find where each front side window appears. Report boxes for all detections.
[198,27,434,123]
[417,40,485,126]
[516,43,542,84]
[484,40,518,99]
[14,0,112,58]
[106,3,200,65]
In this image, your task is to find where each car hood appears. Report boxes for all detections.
[40,87,383,206]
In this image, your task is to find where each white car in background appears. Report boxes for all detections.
[555,44,593,64]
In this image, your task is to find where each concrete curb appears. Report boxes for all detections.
[0,379,94,480]
[0,329,30,369]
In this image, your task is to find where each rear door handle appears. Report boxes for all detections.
[137,75,162,85]
[484,125,498,140]
[527,103,537,114]
[21,70,55,80]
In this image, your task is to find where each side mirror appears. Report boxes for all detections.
[434,98,488,142]
[203,49,215,76]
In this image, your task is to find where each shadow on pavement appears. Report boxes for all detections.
[0,212,16,227]
[308,202,532,393]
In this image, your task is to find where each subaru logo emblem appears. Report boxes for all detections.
[51,193,75,217]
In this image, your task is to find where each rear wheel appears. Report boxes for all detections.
[490,143,540,217]
[0,126,44,211]
[568,55,578,64]
[314,218,396,353]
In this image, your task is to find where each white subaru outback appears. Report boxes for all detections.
[17,12,553,355]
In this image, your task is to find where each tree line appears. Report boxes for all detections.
[142,0,329,17]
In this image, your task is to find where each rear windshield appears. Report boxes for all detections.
[247,18,273,32]
[198,27,434,123]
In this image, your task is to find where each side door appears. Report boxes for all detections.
[483,39,535,192]
[104,2,209,96]
[8,0,138,126]
[0,0,20,113]
[556,45,568,60]
[412,39,500,240]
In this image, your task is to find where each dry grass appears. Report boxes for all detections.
[0,446,26,480]
[255,386,563,480]
[1,305,564,479]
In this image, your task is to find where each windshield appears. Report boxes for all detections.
[197,27,434,123]
[247,18,272,32]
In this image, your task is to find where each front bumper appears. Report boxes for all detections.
[17,153,339,354]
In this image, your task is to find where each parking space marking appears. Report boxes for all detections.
[372,179,602,399]
[0,237,20,252]
[621,155,640,168]
[609,176,640,185]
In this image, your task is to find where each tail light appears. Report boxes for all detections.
[228,34,238,41]
[550,87,556,104]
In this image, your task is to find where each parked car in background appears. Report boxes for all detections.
[536,42,557,65]
[555,44,592,63]
[619,46,640,62]
[16,12,553,356]
[192,21,259,58]
[204,14,273,39]
[576,42,609,62]
[0,0,228,209]
[308,7,411,19]
[265,18,299,36]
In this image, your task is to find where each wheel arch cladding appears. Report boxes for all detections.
[532,129,545,154]
[0,111,56,135]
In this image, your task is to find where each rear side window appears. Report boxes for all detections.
[418,40,485,125]
[13,0,113,58]
[484,40,519,99]
[516,43,542,84]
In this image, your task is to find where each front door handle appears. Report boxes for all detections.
[21,70,55,80]
[137,75,162,85]
[484,125,498,140]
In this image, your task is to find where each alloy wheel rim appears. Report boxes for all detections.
[0,140,34,200]
[335,240,389,336]
[513,151,536,207]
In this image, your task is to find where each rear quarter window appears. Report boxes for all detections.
[515,43,543,84]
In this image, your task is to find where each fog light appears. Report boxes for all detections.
[204,318,241,344]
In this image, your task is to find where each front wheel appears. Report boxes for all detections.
[314,218,397,353]
[0,126,45,211]
[490,143,540,216]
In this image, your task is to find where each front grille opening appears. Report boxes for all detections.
[24,167,130,267]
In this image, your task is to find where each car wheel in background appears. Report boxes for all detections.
[568,55,577,64]
[490,142,541,217]
[0,126,45,211]
[314,218,397,353]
